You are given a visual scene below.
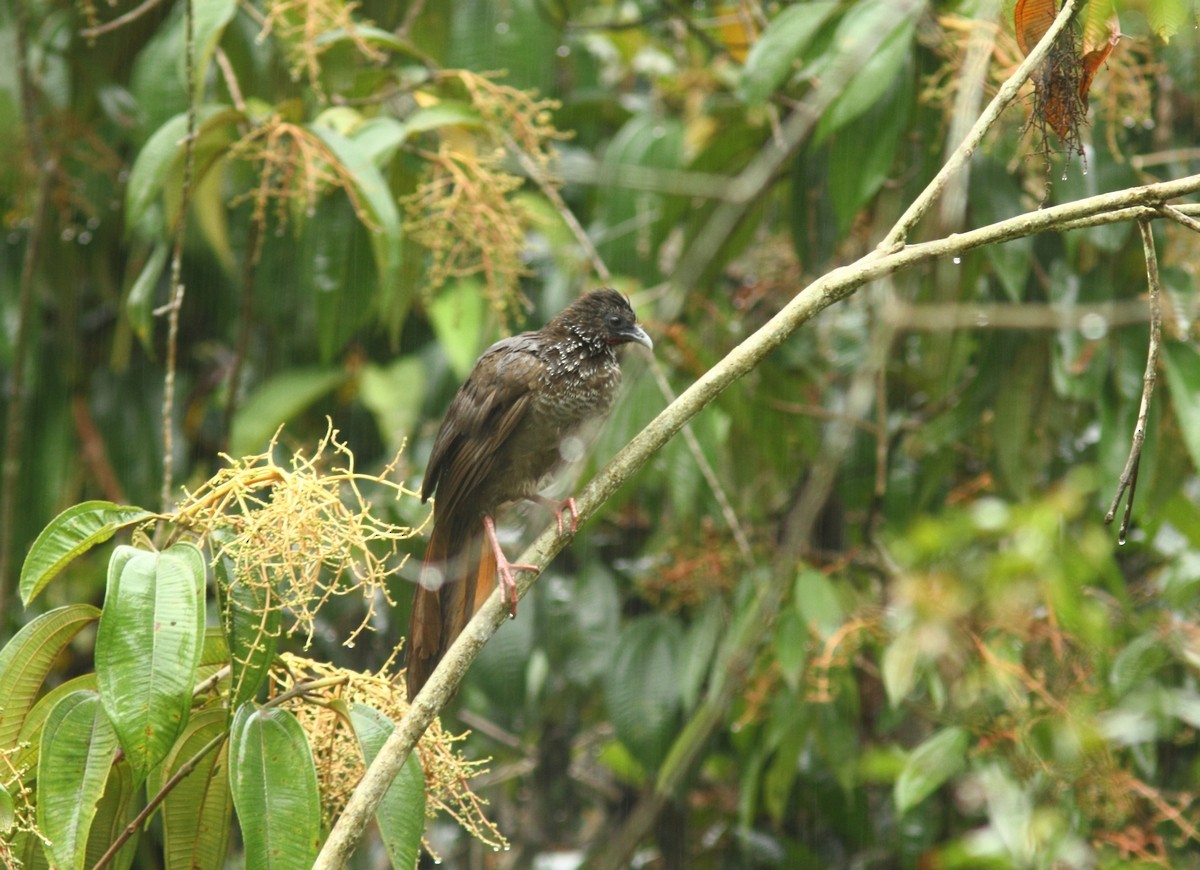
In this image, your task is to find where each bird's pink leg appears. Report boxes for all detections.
[483,515,539,617]
[526,495,580,535]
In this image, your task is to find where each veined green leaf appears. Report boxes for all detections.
[229,704,321,869]
[20,502,154,605]
[83,760,139,870]
[0,604,101,749]
[96,543,207,780]
[351,704,425,869]
[151,708,232,870]
[37,691,120,870]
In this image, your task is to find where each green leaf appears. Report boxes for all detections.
[96,543,207,780]
[13,674,98,776]
[0,781,14,833]
[794,568,843,638]
[1148,0,1188,40]
[816,6,916,139]
[124,241,169,350]
[1162,340,1200,473]
[881,627,921,707]
[193,0,238,101]
[37,691,120,870]
[428,279,489,380]
[229,704,321,870]
[20,501,154,605]
[125,106,242,233]
[738,2,839,105]
[151,708,232,870]
[604,615,683,771]
[308,121,403,302]
[894,726,970,814]
[229,367,347,457]
[402,102,483,136]
[0,604,101,749]
[350,704,425,870]
[360,357,427,450]
[215,546,280,710]
[83,760,140,870]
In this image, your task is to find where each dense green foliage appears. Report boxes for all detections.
[3,0,1200,867]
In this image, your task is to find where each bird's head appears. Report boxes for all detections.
[555,288,654,353]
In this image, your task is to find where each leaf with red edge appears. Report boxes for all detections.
[1014,0,1058,56]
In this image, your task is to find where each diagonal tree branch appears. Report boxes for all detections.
[314,169,1200,867]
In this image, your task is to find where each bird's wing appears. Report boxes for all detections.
[424,334,545,521]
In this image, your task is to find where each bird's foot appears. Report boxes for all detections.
[527,495,580,536]
[484,515,539,618]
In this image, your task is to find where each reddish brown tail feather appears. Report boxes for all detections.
[405,517,496,701]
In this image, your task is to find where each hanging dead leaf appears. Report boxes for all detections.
[1079,16,1121,100]
[1014,0,1058,55]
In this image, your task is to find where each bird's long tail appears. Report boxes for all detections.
[406,516,496,701]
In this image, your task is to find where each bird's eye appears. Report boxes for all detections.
[606,313,623,327]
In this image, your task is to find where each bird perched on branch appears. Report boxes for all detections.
[406,289,653,701]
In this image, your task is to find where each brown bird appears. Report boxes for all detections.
[406,289,653,701]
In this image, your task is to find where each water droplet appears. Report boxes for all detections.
[1082,167,1088,176]
[503,845,511,852]
[493,846,501,853]
[61,227,76,241]
[495,21,509,34]
[87,216,100,229]
[1117,533,1126,546]
[1061,171,1069,181]
[78,231,92,245]
[952,256,961,265]
[556,44,570,58]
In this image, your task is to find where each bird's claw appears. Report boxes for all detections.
[496,558,539,618]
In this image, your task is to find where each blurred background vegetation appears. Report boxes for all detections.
[3,0,1200,866]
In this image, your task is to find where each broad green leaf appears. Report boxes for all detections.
[215,547,280,710]
[359,357,427,450]
[229,367,347,456]
[83,760,139,870]
[678,597,724,710]
[604,615,683,771]
[229,704,321,870]
[1162,341,1200,472]
[894,726,969,814]
[816,7,916,139]
[0,604,101,749]
[13,674,98,776]
[193,0,238,101]
[428,279,489,380]
[151,708,232,870]
[738,2,839,104]
[37,691,120,870]
[308,121,403,292]
[96,543,206,780]
[125,106,241,232]
[1148,0,1188,40]
[20,502,154,605]
[314,24,414,53]
[351,704,425,870]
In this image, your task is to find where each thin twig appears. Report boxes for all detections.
[1105,220,1161,543]
[79,0,165,38]
[1158,203,1200,233]
[159,0,198,516]
[314,165,1200,869]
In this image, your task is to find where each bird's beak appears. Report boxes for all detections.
[620,324,654,351]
